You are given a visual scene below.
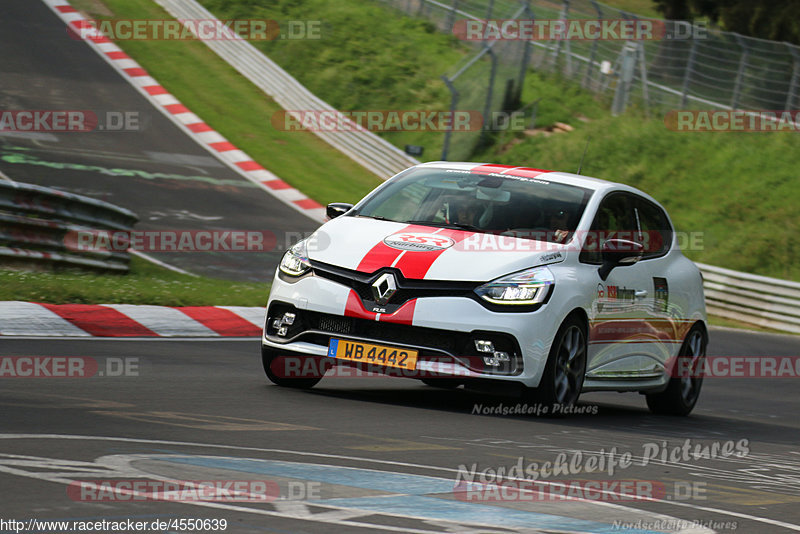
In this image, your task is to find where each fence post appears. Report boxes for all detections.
[612,42,637,115]
[485,0,494,19]
[514,2,533,107]
[550,0,570,68]
[481,46,499,147]
[441,76,459,161]
[637,41,651,116]
[582,0,603,89]
[446,0,460,32]
[785,43,800,111]
[680,33,698,107]
[730,34,749,109]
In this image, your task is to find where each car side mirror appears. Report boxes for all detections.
[326,202,353,219]
[598,239,644,281]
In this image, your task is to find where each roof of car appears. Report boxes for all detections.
[414,161,658,203]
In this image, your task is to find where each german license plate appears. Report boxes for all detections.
[327,339,418,371]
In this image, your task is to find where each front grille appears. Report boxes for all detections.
[266,302,523,376]
[311,260,480,313]
[317,315,352,335]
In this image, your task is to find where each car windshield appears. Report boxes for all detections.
[352,167,593,244]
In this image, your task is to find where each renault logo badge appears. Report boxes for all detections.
[371,273,397,305]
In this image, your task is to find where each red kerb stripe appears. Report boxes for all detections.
[37,303,157,337]
[178,307,260,337]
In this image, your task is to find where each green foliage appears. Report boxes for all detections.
[71,0,800,282]
[0,257,269,306]
[476,85,800,280]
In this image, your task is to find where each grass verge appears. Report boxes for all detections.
[72,0,799,281]
[707,314,797,336]
[70,0,383,207]
[0,257,268,306]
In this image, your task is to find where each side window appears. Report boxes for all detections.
[635,198,673,259]
[580,193,637,264]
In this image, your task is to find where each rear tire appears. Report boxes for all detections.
[261,347,327,389]
[522,315,587,414]
[646,324,707,416]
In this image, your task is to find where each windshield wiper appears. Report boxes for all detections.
[403,220,481,232]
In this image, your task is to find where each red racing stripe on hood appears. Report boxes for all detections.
[392,228,474,279]
[355,224,432,274]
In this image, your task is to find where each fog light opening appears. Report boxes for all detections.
[475,340,495,353]
[483,351,510,367]
[272,311,297,337]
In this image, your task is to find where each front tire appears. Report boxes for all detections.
[523,315,587,413]
[646,324,707,416]
[261,347,327,389]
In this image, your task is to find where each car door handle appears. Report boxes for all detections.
[635,290,648,299]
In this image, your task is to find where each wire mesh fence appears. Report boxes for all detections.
[379,0,800,160]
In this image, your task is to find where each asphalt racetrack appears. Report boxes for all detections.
[0,0,318,281]
[1,328,799,533]
[2,0,800,533]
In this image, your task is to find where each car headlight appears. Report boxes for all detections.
[475,266,555,305]
[279,239,311,277]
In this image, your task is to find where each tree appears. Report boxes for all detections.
[653,0,800,44]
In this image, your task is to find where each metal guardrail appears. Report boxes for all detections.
[154,0,420,180]
[0,180,138,272]
[145,1,799,335]
[697,263,800,334]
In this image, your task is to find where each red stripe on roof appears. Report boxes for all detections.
[469,164,519,175]
[177,307,260,337]
[37,303,157,337]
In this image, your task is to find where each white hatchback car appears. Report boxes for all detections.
[262,162,708,415]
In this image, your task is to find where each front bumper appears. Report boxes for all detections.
[262,269,563,387]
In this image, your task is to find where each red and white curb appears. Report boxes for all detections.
[41,0,326,223]
[0,301,264,337]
